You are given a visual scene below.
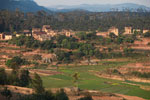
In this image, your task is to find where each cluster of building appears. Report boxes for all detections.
[32,25,76,41]
[0,30,32,41]
[96,26,150,37]
[0,25,150,41]
[0,25,76,41]
[0,32,13,40]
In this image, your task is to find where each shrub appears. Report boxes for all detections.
[131,71,150,78]
[78,93,93,100]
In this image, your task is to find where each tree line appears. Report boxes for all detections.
[0,10,150,32]
[0,56,93,100]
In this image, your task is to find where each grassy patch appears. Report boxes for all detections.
[41,60,150,99]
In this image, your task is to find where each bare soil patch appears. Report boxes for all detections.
[29,69,63,76]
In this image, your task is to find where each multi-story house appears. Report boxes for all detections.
[143,30,150,34]
[33,32,51,41]
[108,27,119,36]
[124,27,132,35]
[0,33,5,40]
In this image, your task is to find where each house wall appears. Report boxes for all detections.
[5,35,12,40]
[96,32,109,37]
[32,28,41,33]
[124,27,132,34]
[143,30,150,33]
[108,27,119,36]
[0,34,4,40]
[133,29,141,33]
[16,34,21,37]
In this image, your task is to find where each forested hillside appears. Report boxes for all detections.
[0,10,150,32]
[0,0,49,12]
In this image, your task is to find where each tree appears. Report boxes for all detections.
[116,37,124,44]
[19,70,31,87]
[28,90,55,100]
[55,49,72,64]
[8,70,20,85]
[32,73,45,94]
[62,39,68,48]
[1,87,12,100]
[123,48,134,56]
[32,54,42,61]
[72,72,80,87]
[109,32,117,39]
[5,56,25,70]
[78,93,93,100]
[144,32,150,37]
[55,89,69,100]
[0,68,7,85]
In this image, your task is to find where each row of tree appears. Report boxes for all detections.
[0,10,150,32]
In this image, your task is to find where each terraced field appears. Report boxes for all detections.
[41,60,150,99]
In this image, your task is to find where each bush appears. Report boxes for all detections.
[144,32,150,37]
[6,56,28,70]
[55,89,69,100]
[78,93,93,100]
[0,68,7,85]
[33,54,42,61]
[131,71,150,78]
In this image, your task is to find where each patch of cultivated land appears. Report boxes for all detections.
[1,42,150,99]
[41,61,150,99]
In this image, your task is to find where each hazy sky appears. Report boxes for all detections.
[34,0,150,7]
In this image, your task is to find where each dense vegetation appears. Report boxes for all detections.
[131,71,150,78]
[0,68,72,100]
[9,30,146,64]
[0,10,150,32]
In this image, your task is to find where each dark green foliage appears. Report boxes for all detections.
[40,40,56,50]
[55,49,72,63]
[131,71,150,78]
[18,90,55,100]
[76,31,97,40]
[123,48,134,56]
[0,68,7,85]
[95,51,103,59]
[109,32,117,39]
[0,68,32,87]
[10,35,56,50]
[76,32,87,40]
[124,37,134,43]
[56,35,78,49]
[19,70,31,87]
[1,10,150,33]
[1,87,12,100]
[10,36,40,48]
[8,70,20,86]
[32,73,45,94]
[116,37,124,44]
[144,32,150,37]
[72,72,80,87]
[33,54,42,61]
[55,89,69,100]
[112,69,121,75]
[73,51,83,60]
[5,56,27,70]
[78,43,95,57]
[18,89,70,100]
[78,93,93,100]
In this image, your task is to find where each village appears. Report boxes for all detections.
[1,25,150,100]
[0,25,150,41]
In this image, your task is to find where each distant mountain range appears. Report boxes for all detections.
[0,1,150,13]
[48,3,150,12]
[0,0,50,12]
